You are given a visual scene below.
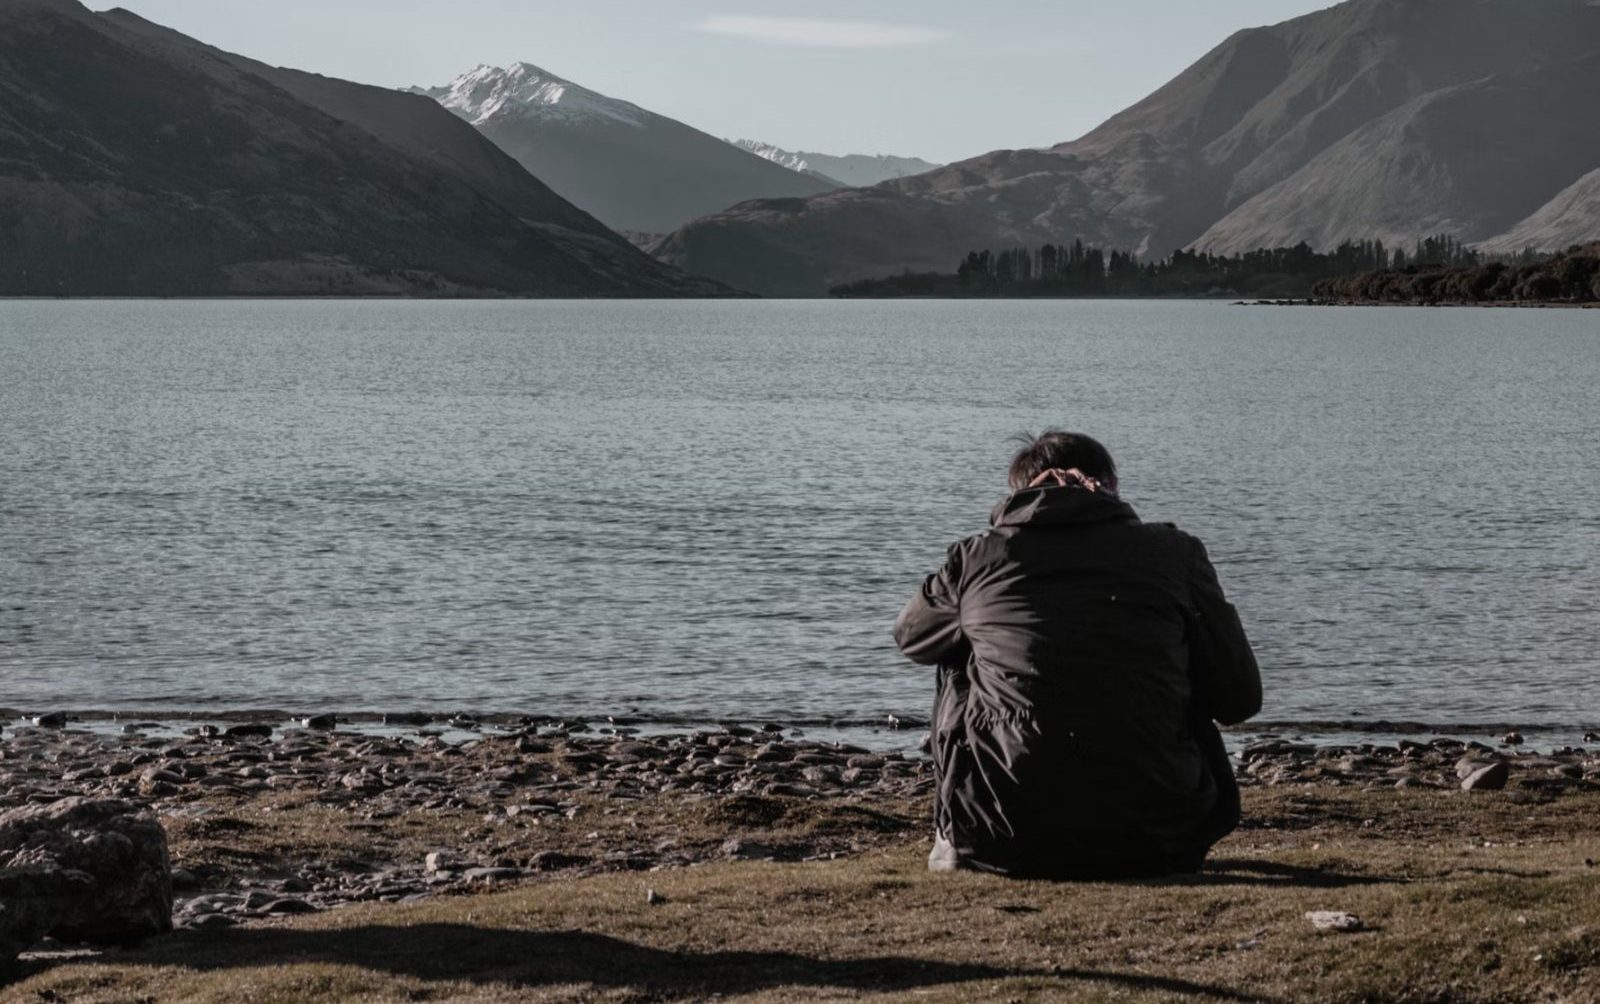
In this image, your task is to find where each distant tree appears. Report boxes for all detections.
[1514,271,1563,301]
[1464,262,1507,301]
[840,233,1588,302]
[1554,253,1598,298]
[1038,243,1057,278]
[994,248,1015,284]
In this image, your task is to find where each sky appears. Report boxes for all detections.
[96,0,1337,165]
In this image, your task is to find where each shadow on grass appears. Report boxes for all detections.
[1176,857,1404,888]
[30,925,1276,1001]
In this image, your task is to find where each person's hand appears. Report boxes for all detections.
[1028,468,1116,495]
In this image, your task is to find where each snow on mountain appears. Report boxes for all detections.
[413,64,834,234]
[419,63,647,129]
[0,3,723,296]
[731,140,942,188]
[734,140,814,174]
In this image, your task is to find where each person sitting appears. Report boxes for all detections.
[894,430,1261,879]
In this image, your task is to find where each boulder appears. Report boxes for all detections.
[1461,761,1511,791]
[0,798,173,964]
[0,867,97,965]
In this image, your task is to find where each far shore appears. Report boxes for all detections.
[5,293,1598,307]
[1252,298,1600,308]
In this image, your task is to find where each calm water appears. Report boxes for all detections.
[2,300,1597,730]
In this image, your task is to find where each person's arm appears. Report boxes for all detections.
[893,542,966,666]
[1188,537,1262,725]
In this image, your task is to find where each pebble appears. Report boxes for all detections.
[1305,911,1365,933]
[721,837,784,860]
[262,898,318,915]
[423,851,456,874]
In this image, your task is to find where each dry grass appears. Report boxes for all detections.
[6,787,1600,1003]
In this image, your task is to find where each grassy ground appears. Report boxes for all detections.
[7,787,1600,1003]
[155,789,928,889]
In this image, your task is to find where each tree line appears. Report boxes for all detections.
[830,235,1558,299]
[1312,244,1600,304]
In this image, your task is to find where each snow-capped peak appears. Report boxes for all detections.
[420,63,647,128]
[733,139,811,173]
[730,139,943,187]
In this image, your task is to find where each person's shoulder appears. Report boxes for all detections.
[1136,519,1206,553]
[948,528,1003,562]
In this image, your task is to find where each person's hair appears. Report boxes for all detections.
[1007,429,1118,491]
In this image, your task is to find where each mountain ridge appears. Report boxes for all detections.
[729,140,942,189]
[654,0,1600,296]
[1479,169,1600,254]
[415,64,835,235]
[0,1,726,296]
[423,62,647,129]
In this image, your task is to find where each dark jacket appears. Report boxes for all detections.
[893,485,1261,878]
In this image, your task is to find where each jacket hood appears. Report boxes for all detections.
[989,485,1138,529]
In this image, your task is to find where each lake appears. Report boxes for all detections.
[2,300,1597,738]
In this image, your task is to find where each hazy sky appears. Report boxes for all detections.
[97,1,1336,164]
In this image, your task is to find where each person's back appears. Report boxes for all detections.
[894,431,1261,879]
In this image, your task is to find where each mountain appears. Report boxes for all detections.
[1478,169,1600,254]
[1192,52,1600,252]
[654,0,1600,296]
[415,64,836,235]
[730,141,943,188]
[728,141,843,186]
[0,0,725,296]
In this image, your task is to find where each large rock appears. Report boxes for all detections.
[0,798,172,964]
[1461,761,1511,792]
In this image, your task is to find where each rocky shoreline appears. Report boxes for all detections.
[4,718,1598,937]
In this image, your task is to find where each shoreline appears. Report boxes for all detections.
[12,707,1598,733]
[4,720,1598,928]
[5,709,1598,756]
[4,721,1600,1001]
[7,294,1593,306]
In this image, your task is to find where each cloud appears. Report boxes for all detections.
[693,16,949,49]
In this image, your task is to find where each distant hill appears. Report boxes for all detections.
[1478,170,1600,255]
[414,65,836,235]
[729,141,943,189]
[0,0,725,296]
[654,0,1600,296]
